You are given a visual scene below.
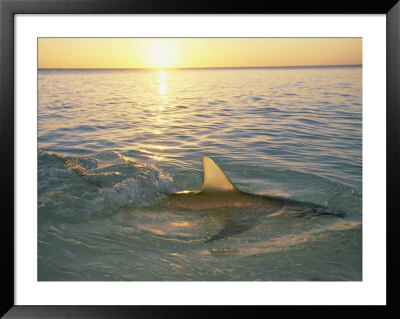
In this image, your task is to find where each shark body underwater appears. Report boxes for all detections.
[54,152,345,242]
[161,157,345,242]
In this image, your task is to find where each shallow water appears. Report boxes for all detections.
[38,66,362,281]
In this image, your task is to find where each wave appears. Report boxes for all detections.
[38,150,176,221]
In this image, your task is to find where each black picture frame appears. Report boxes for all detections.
[1,0,399,318]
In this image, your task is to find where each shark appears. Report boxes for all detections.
[51,151,344,242]
[161,156,345,242]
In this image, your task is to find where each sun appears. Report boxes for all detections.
[148,42,175,69]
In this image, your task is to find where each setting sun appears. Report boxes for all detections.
[148,42,175,68]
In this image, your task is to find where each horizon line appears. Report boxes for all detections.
[38,64,362,71]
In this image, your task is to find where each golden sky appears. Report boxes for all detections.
[38,38,362,69]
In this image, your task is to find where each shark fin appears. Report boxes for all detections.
[201,157,236,192]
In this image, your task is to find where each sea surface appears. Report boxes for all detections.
[38,66,362,281]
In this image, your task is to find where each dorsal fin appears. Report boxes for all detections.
[201,157,236,192]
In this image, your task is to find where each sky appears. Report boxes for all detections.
[38,38,362,69]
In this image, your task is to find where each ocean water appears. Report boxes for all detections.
[38,66,362,281]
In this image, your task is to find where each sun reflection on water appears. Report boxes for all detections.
[155,70,168,134]
[158,70,168,104]
[142,70,171,161]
